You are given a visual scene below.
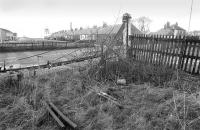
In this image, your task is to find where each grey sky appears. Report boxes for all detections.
[0,0,199,38]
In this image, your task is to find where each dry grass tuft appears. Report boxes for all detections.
[89,60,175,86]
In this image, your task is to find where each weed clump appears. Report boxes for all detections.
[89,59,174,86]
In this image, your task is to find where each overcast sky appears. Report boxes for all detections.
[0,0,199,38]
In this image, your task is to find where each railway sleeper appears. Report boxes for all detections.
[44,101,77,130]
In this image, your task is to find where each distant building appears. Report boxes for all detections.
[153,22,186,36]
[0,28,17,42]
[190,30,200,36]
[44,28,51,38]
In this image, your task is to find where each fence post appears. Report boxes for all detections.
[130,35,133,59]
[178,36,187,70]
[122,13,132,59]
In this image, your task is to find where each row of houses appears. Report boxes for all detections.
[48,24,142,43]
[1,19,200,43]
[0,28,17,42]
[49,21,199,43]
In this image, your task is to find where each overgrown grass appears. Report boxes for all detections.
[0,60,200,130]
[0,74,51,130]
[89,59,175,86]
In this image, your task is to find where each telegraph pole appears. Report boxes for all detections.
[188,0,194,32]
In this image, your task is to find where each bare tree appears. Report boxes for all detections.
[135,16,152,33]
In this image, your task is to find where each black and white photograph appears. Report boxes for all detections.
[0,0,200,129]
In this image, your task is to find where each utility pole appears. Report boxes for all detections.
[188,0,194,32]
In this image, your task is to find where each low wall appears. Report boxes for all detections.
[0,41,94,52]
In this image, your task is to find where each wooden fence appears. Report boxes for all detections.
[130,34,200,75]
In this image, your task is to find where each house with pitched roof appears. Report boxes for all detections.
[0,28,17,42]
[153,22,186,36]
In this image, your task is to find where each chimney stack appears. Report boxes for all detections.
[70,22,73,31]
[166,21,170,28]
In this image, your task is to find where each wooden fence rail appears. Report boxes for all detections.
[130,34,200,75]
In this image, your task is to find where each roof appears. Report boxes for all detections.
[153,28,174,35]
[170,24,185,31]
[98,24,122,35]
[0,28,13,33]
[131,24,143,34]
[73,28,97,35]
[193,30,200,33]
[97,24,142,35]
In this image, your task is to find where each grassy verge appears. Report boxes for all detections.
[0,60,200,130]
